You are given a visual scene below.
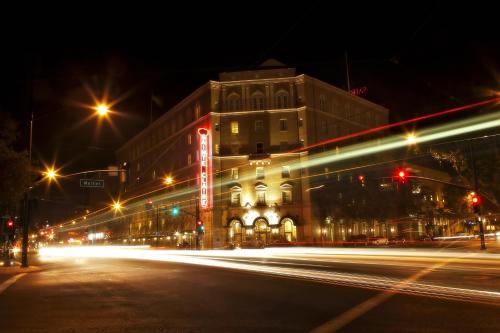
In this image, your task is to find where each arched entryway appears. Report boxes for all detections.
[228,219,243,245]
[254,218,269,244]
[280,218,297,242]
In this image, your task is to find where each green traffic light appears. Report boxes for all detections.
[171,207,179,216]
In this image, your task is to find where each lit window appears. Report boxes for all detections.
[187,154,192,165]
[231,121,239,134]
[256,167,264,180]
[257,191,266,205]
[231,192,241,206]
[256,142,264,154]
[279,119,288,131]
[255,120,264,132]
[214,144,220,155]
[231,168,239,180]
[282,190,292,204]
[187,134,192,145]
[281,166,290,178]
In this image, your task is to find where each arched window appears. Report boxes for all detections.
[228,220,243,244]
[275,90,289,108]
[281,218,296,242]
[251,91,265,110]
[227,93,241,111]
[254,218,269,244]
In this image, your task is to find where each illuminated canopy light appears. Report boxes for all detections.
[264,211,280,225]
[243,210,259,226]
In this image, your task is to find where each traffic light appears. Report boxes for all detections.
[471,193,481,214]
[395,168,408,183]
[171,206,180,216]
[358,175,365,186]
[196,220,205,233]
[5,219,14,239]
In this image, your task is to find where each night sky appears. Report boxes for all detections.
[1,2,498,174]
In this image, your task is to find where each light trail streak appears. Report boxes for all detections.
[40,246,500,305]
[290,96,500,153]
[57,109,500,233]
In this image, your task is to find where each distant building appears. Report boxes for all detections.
[108,61,389,248]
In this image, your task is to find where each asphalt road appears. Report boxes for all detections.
[0,248,499,333]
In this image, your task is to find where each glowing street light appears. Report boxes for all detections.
[164,176,174,185]
[96,104,110,116]
[406,133,417,144]
[44,168,58,181]
[112,201,122,212]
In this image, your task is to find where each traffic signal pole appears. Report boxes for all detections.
[469,143,486,250]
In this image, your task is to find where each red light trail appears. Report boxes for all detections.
[290,97,500,153]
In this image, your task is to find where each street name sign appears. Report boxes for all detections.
[80,179,104,188]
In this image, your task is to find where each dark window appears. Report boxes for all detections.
[256,142,264,154]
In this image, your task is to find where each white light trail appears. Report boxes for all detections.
[40,246,500,305]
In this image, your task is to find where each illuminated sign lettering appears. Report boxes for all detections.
[198,128,210,209]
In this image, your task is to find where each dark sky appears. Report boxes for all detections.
[1,1,499,174]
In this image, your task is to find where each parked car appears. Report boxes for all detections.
[388,236,406,245]
[368,237,389,245]
[348,235,368,246]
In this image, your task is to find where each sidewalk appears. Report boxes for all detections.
[0,263,41,284]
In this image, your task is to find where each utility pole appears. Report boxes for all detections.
[156,205,159,247]
[21,110,34,268]
[469,142,486,250]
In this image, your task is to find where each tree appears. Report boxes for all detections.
[0,113,30,216]
[430,135,500,210]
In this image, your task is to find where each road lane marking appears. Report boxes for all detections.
[0,273,27,295]
[309,256,466,332]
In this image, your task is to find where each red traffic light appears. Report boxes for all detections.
[395,168,408,182]
[358,175,365,181]
[7,220,14,228]
[471,194,481,206]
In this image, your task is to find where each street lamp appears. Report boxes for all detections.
[406,133,417,144]
[112,201,122,212]
[44,168,58,181]
[164,176,174,185]
[95,104,110,116]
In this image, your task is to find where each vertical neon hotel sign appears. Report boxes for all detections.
[198,128,211,209]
